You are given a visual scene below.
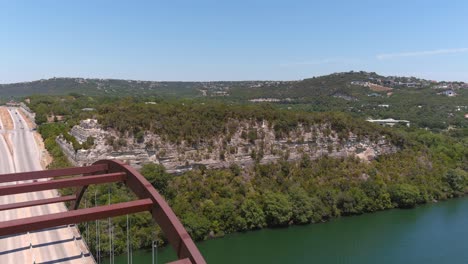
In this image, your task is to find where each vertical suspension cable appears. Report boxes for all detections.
[98,219,101,264]
[95,190,101,264]
[98,203,101,263]
[95,191,98,263]
[127,213,130,264]
[112,225,115,264]
[85,198,88,245]
[83,198,86,244]
[85,196,92,260]
[126,189,132,264]
[152,240,155,264]
[154,222,158,264]
[130,216,133,264]
[108,184,112,264]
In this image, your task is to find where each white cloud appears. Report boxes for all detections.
[377,48,468,60]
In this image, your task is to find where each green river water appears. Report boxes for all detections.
[109,197,468,263]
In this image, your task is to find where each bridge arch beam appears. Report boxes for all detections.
[0,159,206,264]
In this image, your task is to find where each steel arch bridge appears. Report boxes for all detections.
[0,159,206,264]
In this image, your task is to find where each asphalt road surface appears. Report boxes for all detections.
[0,107,94,264]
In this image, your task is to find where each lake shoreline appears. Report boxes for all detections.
[108,195,468,263]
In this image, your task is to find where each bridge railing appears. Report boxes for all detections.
[0,159,206,264]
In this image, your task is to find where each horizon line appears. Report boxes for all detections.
[1,70,467,85]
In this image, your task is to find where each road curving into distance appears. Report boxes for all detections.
[0,106,94,264]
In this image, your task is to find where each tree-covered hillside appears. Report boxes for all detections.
[4,71,467,130]
[71,128,467,256]
[0,78,202,98]
[26,95,467,257]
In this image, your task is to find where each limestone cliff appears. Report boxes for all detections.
[57,119,398,173]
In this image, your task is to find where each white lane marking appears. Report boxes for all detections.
[1,107,93,264]
[6,107,16,130]
[0,136,14,175]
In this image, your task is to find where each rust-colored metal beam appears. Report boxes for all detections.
[0,195,76,211]
[0,159,206,264]
[0,164,108,184]
[0,199,152,237]
[0,172,126,196]
[168,258,192,264]
[70,163,109,210]
[92,160,206,264]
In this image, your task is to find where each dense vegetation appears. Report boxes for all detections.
[27,94,117,126]
[21,70,468,134]
[166,129,466,237]
[70,128,466,259]
[38,123,73,169]
[287,86,467,130]
[28,94,408,148]
[96,99,407,145]
[0,78,203,97]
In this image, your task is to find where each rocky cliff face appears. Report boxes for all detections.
[57,119,398,173]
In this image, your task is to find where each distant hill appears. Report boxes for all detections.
[0,77,294,99]
[1,71,466,102]
[0,78,204,98]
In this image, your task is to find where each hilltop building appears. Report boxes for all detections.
[367,118,410,127]
[438,90,457,97]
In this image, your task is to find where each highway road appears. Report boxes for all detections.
[0,107,94,264]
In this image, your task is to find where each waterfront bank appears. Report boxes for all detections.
[110,196,468,263]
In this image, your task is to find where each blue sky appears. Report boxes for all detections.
[1,0,468,83]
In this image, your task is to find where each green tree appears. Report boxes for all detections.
[181,212,210,241]
[444,169,467,195]
[337,188,368,215]
[361,179,392,212]
[240,198,266,229]
[135,131,145,143]
[288,187,313,224]
[140,163,171,196]
[263,192,293,226]
[35,114,47,125]
[309,197,326,223]
[389,184,422,208]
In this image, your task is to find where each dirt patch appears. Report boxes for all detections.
[0,107,14,130]
[368,83,393,92]
[34,132,53,169]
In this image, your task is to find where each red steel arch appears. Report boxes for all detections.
[0,159,206,264]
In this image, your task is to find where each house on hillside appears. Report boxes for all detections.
[351,81,369,86]
[367,118,410,127]
[438,90,457,97]
[383,80,395,86]
[434,84,450,89]
[405,82,420,88]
